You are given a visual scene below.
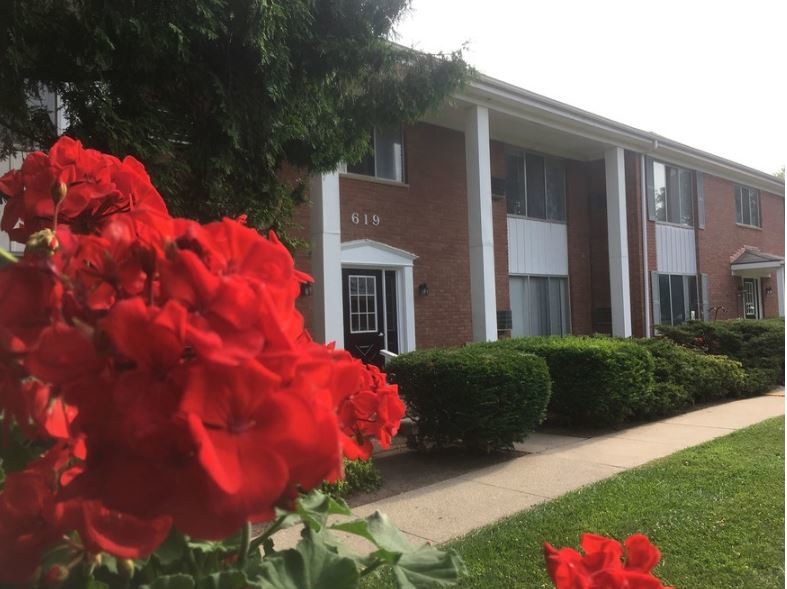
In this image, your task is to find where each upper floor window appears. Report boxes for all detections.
[735,185,760,227]
[652,161,693,226]
[505,150,565,221]
[346,126,404,182]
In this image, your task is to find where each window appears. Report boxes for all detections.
[348,275,378,333]
[346,126,404,182]
[655,274,698,325]
[652,161,693,226]
[505,150,566,221]
[735,185,760,227]
[509,275,570,336]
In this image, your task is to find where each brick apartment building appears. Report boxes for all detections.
[293,74,785,366]
[1,77,783,369]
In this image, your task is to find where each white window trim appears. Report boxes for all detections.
[347,275,379,334]
[504,147,567,223]
[735,185,761,228]
[340,240,417,353]
[652,160,694,228]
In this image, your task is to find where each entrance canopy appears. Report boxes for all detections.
[730,247,784,278]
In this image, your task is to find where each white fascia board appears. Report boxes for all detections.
[459,77,784,197]
[731,260,785,273]
[341,239,418,267]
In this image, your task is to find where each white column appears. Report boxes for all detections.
[777,265,785,318]
[604,147,632,337]
[401,266,416,352]
[464,105,498,342]
[309,172,344,347]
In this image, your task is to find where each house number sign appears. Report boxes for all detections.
[351,212,380,226]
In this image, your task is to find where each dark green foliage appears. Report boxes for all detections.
[388,347,552,452]
[321,458,382,499]
[634,337,746,413]
[489,337,655,427]
[657,319,784,393]
[0,1,468,235]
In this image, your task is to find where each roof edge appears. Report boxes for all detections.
[461,74,784,196]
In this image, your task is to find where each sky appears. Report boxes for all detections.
[392,0,786,176]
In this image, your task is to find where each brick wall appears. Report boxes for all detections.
[490,141,510,314]
[587,160,612,334]
[293,122,479,349]
[565,160,593,334]
[625,151,646,337]
[698,175,785,320]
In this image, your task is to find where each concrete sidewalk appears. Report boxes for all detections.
[336,394,785,546]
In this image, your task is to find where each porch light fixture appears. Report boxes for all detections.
[300,282,313,297]
[765,286,774,295]
[418,282,429,296]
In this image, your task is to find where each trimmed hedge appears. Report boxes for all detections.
[633,338,746,416]
[488,337,655,427]
[322,458,382,499]
[657,319,784,393]
[387,346,551,452]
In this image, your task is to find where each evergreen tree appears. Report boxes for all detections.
[0,1,467,231]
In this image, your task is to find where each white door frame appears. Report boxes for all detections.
[340,240,417,353]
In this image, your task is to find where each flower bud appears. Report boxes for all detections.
[25,228,59,255]
[119,558,135,578]
[43,564,69,586]
[51,181,68,206]
[87,553,102,568]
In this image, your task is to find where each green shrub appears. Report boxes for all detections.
[634,338,746,410]
[644,382,692,418]
[490,337,655,427]
[388,346,551,452]
[657,319,784,393]
[321,458,382,499]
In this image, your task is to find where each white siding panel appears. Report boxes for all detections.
[655,224,697,274]
[0,153,27,254]
[507,217,568,276]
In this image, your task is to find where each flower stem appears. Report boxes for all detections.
[0,247,17,267]
[238,521,251,569]
[248,514,287,554]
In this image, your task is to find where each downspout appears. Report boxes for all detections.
[641,154,651,337]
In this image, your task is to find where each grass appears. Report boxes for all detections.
[365,416,785,589]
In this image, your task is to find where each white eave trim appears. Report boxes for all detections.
[341,239,418,267]
[459,75,784,197]
[731,260,785,272]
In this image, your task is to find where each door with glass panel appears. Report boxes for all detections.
[742,278,760,319]
[342,269,398,367]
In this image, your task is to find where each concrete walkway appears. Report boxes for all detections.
[272,394,783,550]
[341,394,784,546]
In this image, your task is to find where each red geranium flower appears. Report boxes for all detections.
[0,139,405,564]
[544,534,674,589]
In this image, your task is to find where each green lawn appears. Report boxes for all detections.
[366,417,785,589]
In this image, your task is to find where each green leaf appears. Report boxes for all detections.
[331,512,411,558]
[98,554,118,575]
[153,530,185,566]
[196,571,248,589]
[257,528,359,589]
[392,546,467,589]
[86,580,110,589]
[331,512,467,588]
[295,490,352,532]
[140,573,195,589]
